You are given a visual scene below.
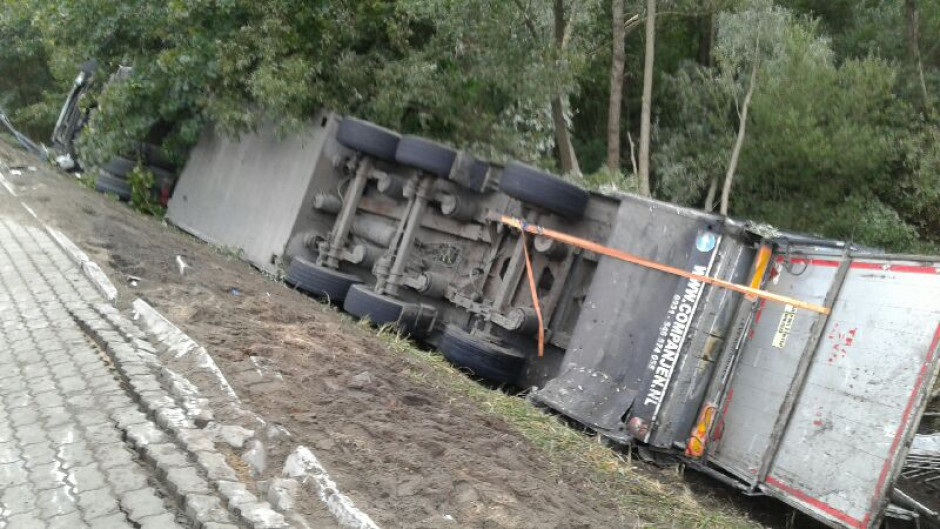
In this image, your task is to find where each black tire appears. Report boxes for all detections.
[343,284,434,337]
[336,118,401,162]
[286,258,361,304]
[94,171,132,201]
[395,136,457,177]
[102,156,136,178]
[438,326,525,385]
[499,162,589,219]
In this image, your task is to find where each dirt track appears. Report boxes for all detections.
[0,141,800,529]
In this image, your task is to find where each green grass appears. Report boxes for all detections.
[370,326,763,529]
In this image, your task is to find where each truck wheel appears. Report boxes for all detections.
[286,258,361,304]
[94,171,132,201]
[499,162,589,219]
[438,326,525,385]
[343,284,433,337]
[395,136,457,177]
[336,118,401,162]
[102,156,136,178]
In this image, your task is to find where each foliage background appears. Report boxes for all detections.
[1,0,939,251]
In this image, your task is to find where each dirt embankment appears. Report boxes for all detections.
[0,140,790,529]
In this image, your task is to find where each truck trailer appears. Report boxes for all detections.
[167,113,940,528]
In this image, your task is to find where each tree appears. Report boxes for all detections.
[606,0,627,172]
[0,0,57,139]
[658,3,923,250]
[551,0,583,176]
[719,59,757,215]
[637,0,656,196]
[714,1,787,215]
[905,0,930,113]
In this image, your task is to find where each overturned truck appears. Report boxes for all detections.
[167,113,940,529]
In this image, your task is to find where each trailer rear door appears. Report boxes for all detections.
[706,249,940,529]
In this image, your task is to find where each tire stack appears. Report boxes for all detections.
[93,144,178,205]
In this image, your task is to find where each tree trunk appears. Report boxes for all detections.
[637,0,656,196]
[606,0,626,172]
[552,0,581,176]
[704,175,718,212]
[905,0,930,112]
[552,97,581,175]
[697,13,714,68]
[720,61,759,216]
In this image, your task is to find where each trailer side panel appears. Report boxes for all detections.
[709,253,940,529]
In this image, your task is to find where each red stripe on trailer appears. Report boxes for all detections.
[775,257,938,274]
[774,257,841,268]
[862,322,940,529]
[765,476,863,528]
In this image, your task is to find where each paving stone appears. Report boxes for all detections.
[6,512,46,529]
[128,375,163,394]
[84,420,122,446]
[165,466,211,496]
[185,493,232,524]
[68,463,108,493]
[15,422,47,445]
[147,446,191,478]
[76,409,112,429]
[0,441,21,464]
[5,390,33,409]
[21,361,51,380]
[77,488,120,520]
[28,461,67,491]
[9,407,41,428]
[94,445,138,472]
[58,375,89,395]
[48,511,91,529]
[58,441,96,470]
[138,512,185,529]
[42,406,72,427]
[155,408,194,431]
[2,483,38,515]
[195,451,238,481]
[105,465,149,495]
[0,376,28,394]
[38,486,79,519]
[120,488,169,521]
[88,512,135,529]
[111,407,149,429]
[176,428,215,453]
[21,441,57,469]
[238,501,288,529]
[34,389,66,409]
[124,422,168,448]
[45,423,81,446]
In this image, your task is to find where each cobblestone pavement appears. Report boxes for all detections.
[0,199,280,527]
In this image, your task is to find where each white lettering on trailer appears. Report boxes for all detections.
[643,264,708,407]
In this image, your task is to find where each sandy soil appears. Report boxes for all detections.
[0,140,807,529]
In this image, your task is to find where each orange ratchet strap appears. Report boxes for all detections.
[519,230,546,357]
[502,215,830,316]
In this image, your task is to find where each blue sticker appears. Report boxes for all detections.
[696,231,717,253]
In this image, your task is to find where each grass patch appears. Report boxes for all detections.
[372,327,762,529]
